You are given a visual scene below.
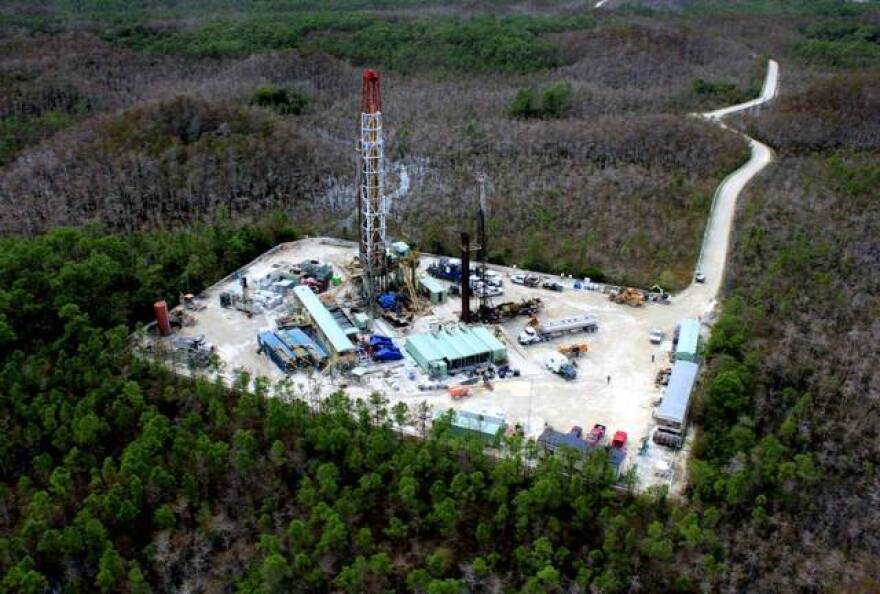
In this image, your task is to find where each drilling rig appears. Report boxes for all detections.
[357,69,388,309]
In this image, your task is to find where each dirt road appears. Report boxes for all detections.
[672,59,779,322]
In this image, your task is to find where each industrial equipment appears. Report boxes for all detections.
[609,287,646,307]
[171,335,213,366]
[448,385,470,399]
[357,69,389,308]
[257,331,299,373]
[557,342,590,358]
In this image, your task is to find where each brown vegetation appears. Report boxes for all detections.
[0,19,756,287]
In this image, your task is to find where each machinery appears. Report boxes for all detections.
[648,284,670,304]
[518,314,598,345]
[219,276,260,316]
[653,426,684,448]
[609,287,646,307]
[655,367,672,387]
[475,297,543,324]
[557,342,590,358]
[171,335,213,367]
[448,385,470,399]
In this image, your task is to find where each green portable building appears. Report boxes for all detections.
[675,319,701,363]
[405,325,507,378]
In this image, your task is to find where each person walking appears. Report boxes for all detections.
[606,375,611,385]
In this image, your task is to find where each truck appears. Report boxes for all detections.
[518,315,599,345]
[544,353,577,380]
[586,423,606,446]
[511,273,540,287]
[471,269,503,288]
[427,257,462,283]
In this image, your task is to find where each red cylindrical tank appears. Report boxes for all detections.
[154,300,171,336]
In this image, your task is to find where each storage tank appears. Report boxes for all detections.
[154,300,171,336]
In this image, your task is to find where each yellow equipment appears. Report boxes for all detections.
[610,287,645,307]
[557,343,590,358]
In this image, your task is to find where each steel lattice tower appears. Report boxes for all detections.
[357,69,388,305]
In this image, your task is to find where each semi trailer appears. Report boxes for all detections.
[518,315,598,345]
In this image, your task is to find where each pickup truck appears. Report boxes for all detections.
[586,423,606,446]
[511,273,540,287]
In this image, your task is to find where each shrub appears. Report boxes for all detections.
[251,85,309,115]
[509,81,573,119]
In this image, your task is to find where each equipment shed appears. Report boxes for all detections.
[418,276,447,305]
[676,319,701,362]
[406,326,507,378]
[655,360,700,430]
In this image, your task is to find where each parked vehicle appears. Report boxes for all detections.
[649,328,665,344]
[586,424,606,446]
[512,273,540,287]
[518,315,599,345]
[569,425,584,439]
[611,431,627,448]
[474,284,503,298]
[544,353,577,380]
[695,269,706,283]
[427,257,463,283]
[448,385,470,399]
[542,280,564,292]
[471,269,503,287]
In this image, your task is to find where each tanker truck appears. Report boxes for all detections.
[518,314,599,345]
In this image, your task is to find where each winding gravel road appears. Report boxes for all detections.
[672,59,779,322]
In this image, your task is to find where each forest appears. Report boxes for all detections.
[1,0,880,592]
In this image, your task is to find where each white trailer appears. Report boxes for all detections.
[518,315,598,345]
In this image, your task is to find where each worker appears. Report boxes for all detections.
[651,354,655,363]
[607,375,611,385]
